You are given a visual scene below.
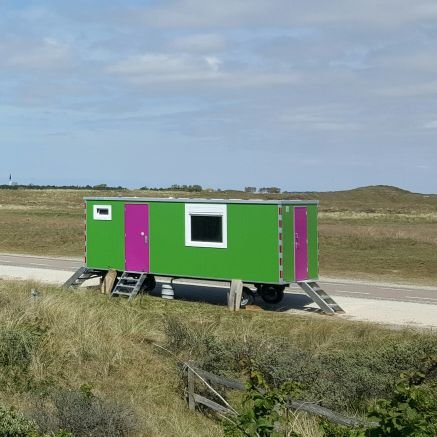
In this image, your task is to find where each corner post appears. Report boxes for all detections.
[228,280,243,311]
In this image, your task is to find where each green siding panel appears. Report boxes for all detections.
[86,201,125,270]
[282,205,294,282]
[307,205,319,279]
[150,202,279,283]
[84,199,318,284]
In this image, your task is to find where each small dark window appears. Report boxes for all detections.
[97,208,109,216]
[191,215,223,243]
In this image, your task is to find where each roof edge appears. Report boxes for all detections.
[83,196,319,205]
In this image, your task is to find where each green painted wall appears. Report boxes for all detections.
[307,205,319,279]
[149,202,279,283]
[85,199,319,284]
[282,205,294,282]
[86,200,125,270]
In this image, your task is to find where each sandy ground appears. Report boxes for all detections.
[0,265,435,329]
[335,296,437,329]
[0,265,74,283]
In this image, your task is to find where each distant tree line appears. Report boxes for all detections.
[140,184,203,192]
[0,183,282,194]
[245,186,281,194]
[0,184,126,190]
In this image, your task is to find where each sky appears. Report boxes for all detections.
[1,0,437,192]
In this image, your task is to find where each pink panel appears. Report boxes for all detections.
[125,204,149,272]
[294,207,308,281]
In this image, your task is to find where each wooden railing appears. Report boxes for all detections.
[184,363,378,429]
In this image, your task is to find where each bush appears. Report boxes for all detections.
[0,327,37,370]
[227,362,437,437]
[163,317,437,411]
[321,361,437,436]
[31,385,138,437]
[0,327,40,391]
[365,363,437,436]
[224,372,302,437]
[0,404,38,436]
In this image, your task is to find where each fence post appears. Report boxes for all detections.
[187,367,195,411]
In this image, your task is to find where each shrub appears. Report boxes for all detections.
[163,317,437,411]
[31,385,138,437]
[365,363,437,436]
[0,404,38,436]
[0,327,37,370]
[321,357,437,436]
[224,372,302,437]
[0,327,40,391]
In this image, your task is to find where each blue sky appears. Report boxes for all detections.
[1,0,437,192]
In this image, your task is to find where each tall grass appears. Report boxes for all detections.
[0,280,221,436]
[0,279,435,435]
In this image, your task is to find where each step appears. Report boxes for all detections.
[113,291,135,297]
[63,267,98,288]
[111,272,148,300]
[297,281,344,315]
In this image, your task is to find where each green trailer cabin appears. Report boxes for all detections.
[66,197,342,313]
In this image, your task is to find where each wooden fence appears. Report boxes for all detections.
[184,363,378,429]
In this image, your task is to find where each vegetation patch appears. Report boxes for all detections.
[163,316,437,412]
[0,280,434,435]
[0,327,40,391]
[30,385,138,436]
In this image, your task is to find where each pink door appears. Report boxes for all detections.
[294,207,308,281]
[125,204,150,272]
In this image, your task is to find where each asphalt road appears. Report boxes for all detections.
[0,253,436,306]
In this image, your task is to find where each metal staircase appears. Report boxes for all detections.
[111,271,148,300]
[298,281,344,315]
[63,267,102,288]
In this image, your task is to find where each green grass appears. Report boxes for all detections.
[0,280,435,436]
[0,185,437,283]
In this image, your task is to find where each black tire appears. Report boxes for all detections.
[260,285,285,304]
[240,286,255,308]
[140,275,156,293]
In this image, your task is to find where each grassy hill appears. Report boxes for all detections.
[0,185,436,283]
[0,279,435,436]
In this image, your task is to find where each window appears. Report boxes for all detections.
[185,204,227,248]
[93,204,112,221]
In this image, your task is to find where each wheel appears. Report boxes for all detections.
[240,286,255,308]
[260,285,285,304]
[140,275,156,293]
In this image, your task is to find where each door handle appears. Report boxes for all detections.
[140,232,148,244]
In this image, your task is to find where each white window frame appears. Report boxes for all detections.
[93,204,112,221]
[185,204,227,248]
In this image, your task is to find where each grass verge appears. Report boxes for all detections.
[0,279,434,435]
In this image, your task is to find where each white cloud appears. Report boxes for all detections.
[108,53,223,83]
[376,52,437,73]
[205,56,221,72]
[124,0,437,29]
[125,0,268,28]
[379,81,437,97]
[423,120,437,129]
[1,38,71,69]
[108,52,297,87]
[170,34,226,53]
[279,106,362,131]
